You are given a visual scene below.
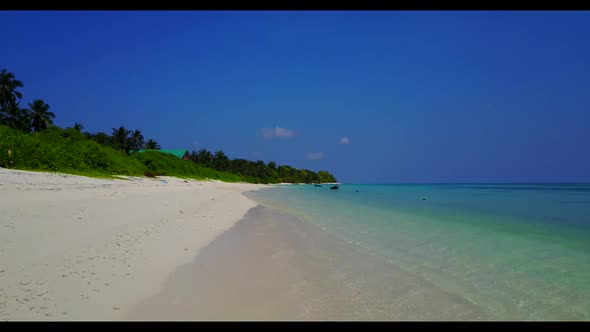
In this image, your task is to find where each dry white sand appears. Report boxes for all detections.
[0,168,266,321]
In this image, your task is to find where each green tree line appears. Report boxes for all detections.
[188,149,336,184]
[0,69,337,184]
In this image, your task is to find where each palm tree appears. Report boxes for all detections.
[144,138,161,150]
[93,132,111,146]
[29,100,55,132]
[214,150,228,160]
[0,70,26,129]
[129,130,145,151]
[73,122,84,132]
[213,150,229,171]
[2,105,31,132]
[112,126,131,152]
[0,69,23,115]
[196,149,214,167]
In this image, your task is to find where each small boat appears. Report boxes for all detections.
[330,185,339,190]
[314,184,322,187]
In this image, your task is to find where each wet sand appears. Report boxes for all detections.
[127,205,487,320]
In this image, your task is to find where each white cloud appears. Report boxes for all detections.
[261,126,296,139]
[339,136,350,145]
[306,152,324,160]
[275,127,295,138]
[261,128,275,139]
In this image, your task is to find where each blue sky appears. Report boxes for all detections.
[2,11,589,183]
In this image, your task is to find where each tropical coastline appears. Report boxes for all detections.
[5,173,589,320]
[2,10,589,322]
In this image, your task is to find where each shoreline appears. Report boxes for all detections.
[1,168,486,321]
[0,168,268,321]
[126,203,487,321]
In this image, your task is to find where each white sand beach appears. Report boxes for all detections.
[0,168,266,321]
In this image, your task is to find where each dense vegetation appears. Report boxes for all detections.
[187,150,336,184]
[0,69,337,184]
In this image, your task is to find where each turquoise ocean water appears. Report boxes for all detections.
[247,183,590,320]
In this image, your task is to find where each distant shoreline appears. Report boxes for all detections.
[271,182,341,185]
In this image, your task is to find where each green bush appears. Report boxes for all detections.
[0,125,245,181]
[0,125,145,177]
[131,151,242,181]
[0,125,58,171]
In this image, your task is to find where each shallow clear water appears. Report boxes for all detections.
[247,183,590,320]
